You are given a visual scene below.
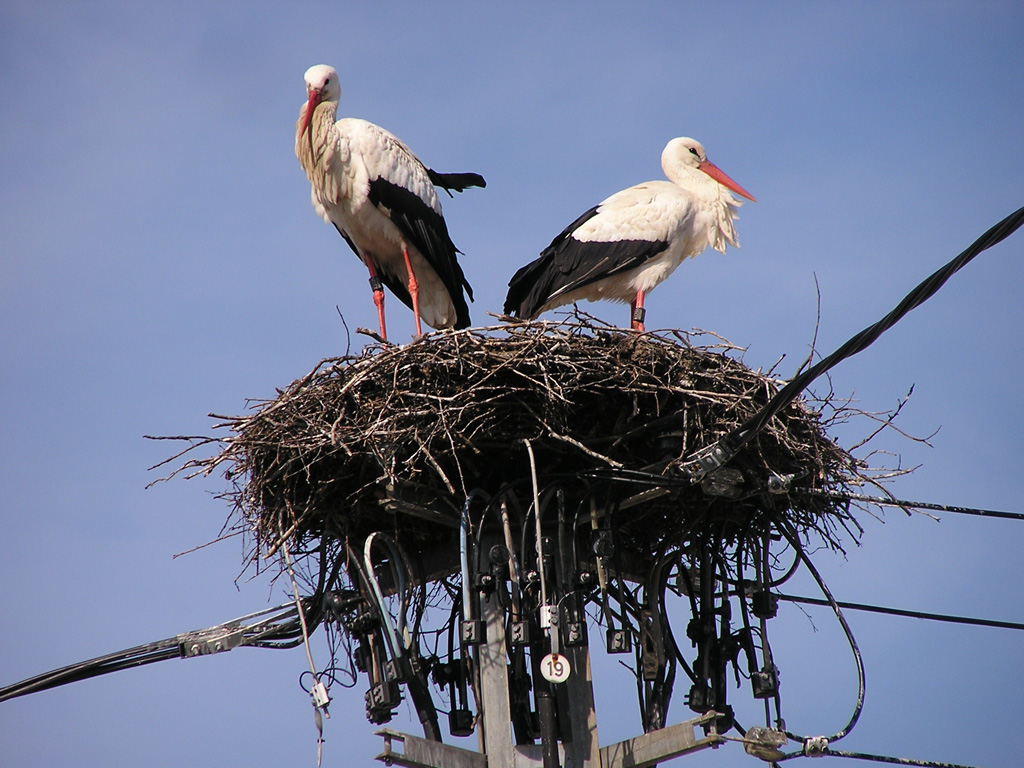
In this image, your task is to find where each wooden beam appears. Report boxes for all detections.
[563,643,600,765]
[600,713,725,768]
[375,729,486,768]
[478,584,515,767]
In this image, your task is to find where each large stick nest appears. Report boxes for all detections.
[164,316,879,578]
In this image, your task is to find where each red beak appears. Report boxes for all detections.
[699,159,757,202]
[300,89,322,146]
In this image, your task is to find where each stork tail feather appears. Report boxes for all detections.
[427,169,487,196]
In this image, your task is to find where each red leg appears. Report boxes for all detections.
[363,254,388,341]
[631,289,646,331]
[402,245,423,336]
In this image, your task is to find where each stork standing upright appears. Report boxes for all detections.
[296,64,485,340]
[504,137,756,331]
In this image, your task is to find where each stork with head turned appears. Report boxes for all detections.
[296,64,485,340]
[504,137,756,331]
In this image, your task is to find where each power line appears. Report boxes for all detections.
[0,601,307,703]
[680,204,1024,481]
[808,748,979,768]
[777,593,1024,632]
[773,521,866,744]
[806,490,1024,522]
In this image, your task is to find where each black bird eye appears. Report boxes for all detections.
[688,147,700,157]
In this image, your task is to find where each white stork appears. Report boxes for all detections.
[296,64,484,340]
[504,137,756,331]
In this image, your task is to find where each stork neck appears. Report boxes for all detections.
[663,156,743,253]
[296,98,339,178]
[662,158,713,199]
[310,100,338,149]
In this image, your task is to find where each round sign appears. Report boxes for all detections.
[540,653,571,683]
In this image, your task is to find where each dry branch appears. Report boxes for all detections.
[156,314,898,582]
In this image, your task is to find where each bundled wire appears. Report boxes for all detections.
[680,205,1024,481]
[0,602,307,703]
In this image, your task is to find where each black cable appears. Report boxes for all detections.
[806,490,1024,522]
[756,534,785,729]
[657,552,699,685]
[781,747,981,768]
[777,593,1024,632]
[759,535,801,590]
[681,205,1024,480]
[0,602,305,703]
[778,521,865,744]
[735,545,773,730]
[0,641,182,701]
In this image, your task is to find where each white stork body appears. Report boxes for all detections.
[504,137,755,330]
[296,65,483,339]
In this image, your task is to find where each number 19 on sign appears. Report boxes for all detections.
[540,653,571,683]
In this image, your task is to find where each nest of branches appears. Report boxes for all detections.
[160,315,885,581]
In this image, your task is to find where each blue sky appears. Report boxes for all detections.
[2,2,1022,766]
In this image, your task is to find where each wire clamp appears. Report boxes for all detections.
[539,605,558,630]
[460,619,485,645]
[678,434,742,483]
[767,472,800,494]
[310,680,331,709]
[701,467,745,499]
[743,726,788,762]
[804,736,829,757]
[178,623,245,657]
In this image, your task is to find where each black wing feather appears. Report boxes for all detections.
[504,205,667,318]
[367,176,473,329]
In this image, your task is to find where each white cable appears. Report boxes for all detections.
[363,532,404,659]
[281,538,320,683]
[525,440,550,623]
[280,538,329,765]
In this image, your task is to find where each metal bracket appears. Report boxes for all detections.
[678,437,737,483]
[804,736,829,757]
[539,605,558,630]
[767,470,806,494]
[178,623,245,657]
[700,467,745,499]
[607,628,632,654]
[509,620,530,645]
[460,619,485,645]
[679,434,745,481]
[751,666,779,699]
